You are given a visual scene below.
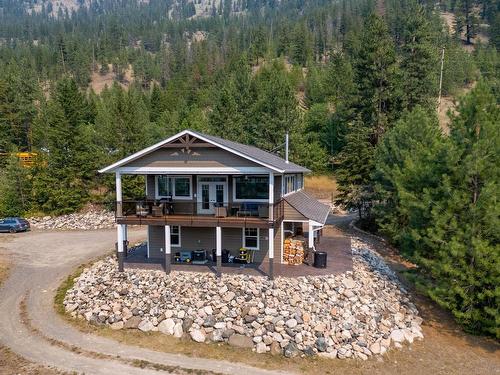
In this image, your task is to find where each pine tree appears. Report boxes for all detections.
[354,14,401,143]
[251,61,300,151]
[334,119,375,221]
[373,106,447,254]
[424,82,500,337]
[0,154,32,216]
[399,3,439,110]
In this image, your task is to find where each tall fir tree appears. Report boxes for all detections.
[424,82,500,337]
[373,106,447,255]
[354,14,401,143]
[334,119,376,221]
[399,2,439,110]
[251,61,300,151]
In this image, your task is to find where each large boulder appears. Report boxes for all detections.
[228,334,253,348]
[158,318,175,335]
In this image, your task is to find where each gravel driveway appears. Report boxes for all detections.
[0,229,289,375]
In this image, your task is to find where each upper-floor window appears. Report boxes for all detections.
[233,175,269,201]
[297,174,303,190]
[284,175,296,195]
[156,175,192,199]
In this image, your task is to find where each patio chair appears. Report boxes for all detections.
[135,202,149,217]
[215,206,227,218]
[258,205,269,218]
[152,202,165,217]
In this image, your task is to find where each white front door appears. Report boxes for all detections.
[197,177,228,214]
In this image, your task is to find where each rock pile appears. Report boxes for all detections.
[29,209,115,230]
[63,239,423,359]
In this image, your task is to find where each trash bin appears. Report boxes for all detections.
[313,251,327,268]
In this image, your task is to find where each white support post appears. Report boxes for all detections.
[269,173,274,220]
[269,227,274,280]
[216,226,222,276]
[117,224,124,272]
[115,172,122,217]
[164,225,171,274]
[269,173,274,280]
[308,221,314,250]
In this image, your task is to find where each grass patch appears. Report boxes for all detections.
[304,175,338,200]
[54,263,87,316]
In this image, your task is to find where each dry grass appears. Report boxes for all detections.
[438,82,476,134]
[89,64,134,94]
[0,346,69,375]
[304,175,338,200]
[0,256,9,286]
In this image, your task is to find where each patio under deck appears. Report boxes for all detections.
[124,226,352,278]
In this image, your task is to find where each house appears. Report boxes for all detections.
[99,129,330,278]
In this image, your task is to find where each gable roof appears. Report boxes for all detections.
[99,129,310,174]
[284,190,330,225]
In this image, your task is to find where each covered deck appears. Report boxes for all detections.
[116,199,283,229]
[123,226,352,278]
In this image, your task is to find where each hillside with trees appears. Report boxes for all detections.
[0,0,499,338]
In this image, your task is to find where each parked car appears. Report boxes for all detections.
[0,217,30,233]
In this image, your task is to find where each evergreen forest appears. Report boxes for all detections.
[0,0,498,338]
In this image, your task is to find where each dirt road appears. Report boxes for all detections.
[0,229,288,375]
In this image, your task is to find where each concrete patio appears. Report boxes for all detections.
[124,225,352,278]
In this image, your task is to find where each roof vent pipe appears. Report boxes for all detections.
[285,132,289,164]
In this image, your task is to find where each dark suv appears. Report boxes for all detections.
[0,217,30,233]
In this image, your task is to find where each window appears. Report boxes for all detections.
[156,176,192,199]
[297,174,303,190]
[234,175,269,201]
[284,175,296,195]
[174,177,190,197]
[243,228,259,250]
[171,226,181,247]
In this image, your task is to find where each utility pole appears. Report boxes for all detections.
[437,46,445,108]
[285,131,289,164]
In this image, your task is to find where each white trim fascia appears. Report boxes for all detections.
[311,220,324,226]
[115,166,270,175]
[184,131,283,173]
[98,130,283,173]
[282,219,309,223]
[99,130,191,173]
[242,227,260,250]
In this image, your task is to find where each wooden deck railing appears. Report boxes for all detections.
[115,199,284,227]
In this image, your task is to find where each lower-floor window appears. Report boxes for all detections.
[243,227,259,250]
[171,225,181,247]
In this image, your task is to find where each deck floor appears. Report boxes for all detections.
[124,225,352,278]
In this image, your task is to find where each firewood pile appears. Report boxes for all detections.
[283,238,305,265]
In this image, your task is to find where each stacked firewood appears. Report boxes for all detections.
[283,238,305,265]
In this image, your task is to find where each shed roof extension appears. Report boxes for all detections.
[283,191,331,225]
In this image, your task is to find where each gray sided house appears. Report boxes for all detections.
[99,130,330,278]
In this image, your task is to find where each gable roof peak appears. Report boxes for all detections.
[99,129,310,174]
